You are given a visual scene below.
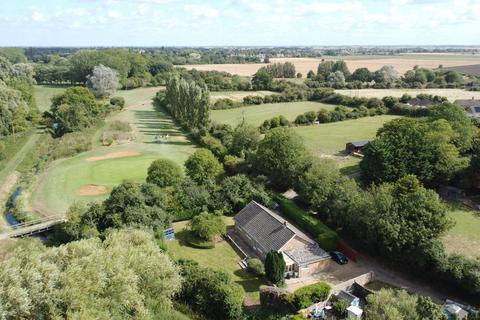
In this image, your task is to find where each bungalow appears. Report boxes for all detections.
[233,201,331,278]
[454,98,480,108]
[345,140,369,154]
[454,98,480,117]
[405,98,435,109]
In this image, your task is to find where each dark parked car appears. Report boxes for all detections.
[330,251,348,265]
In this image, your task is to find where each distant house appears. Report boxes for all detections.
[345,141,369,154]
[454,98,480,117]
[405,98,435,109]
[233,201,331,278]
[444,302,469,320]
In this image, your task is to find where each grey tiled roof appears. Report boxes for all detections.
[454,99,480,107]
[406,98,434,107]
[284,244,330,266]
[349,140,369,148]
[337,290,359,304]
[234,201,300,252]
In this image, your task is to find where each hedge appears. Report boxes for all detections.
[275,196,339,251]
[289,282,332,310]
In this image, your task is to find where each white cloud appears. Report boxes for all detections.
[31,11,47,22]
[295,1,364,16]
[184,4,220,18]
[107,10,121,18]
[232,0,269,12]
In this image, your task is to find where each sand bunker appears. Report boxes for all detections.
[77,185,108,196]
[86,151,141,162]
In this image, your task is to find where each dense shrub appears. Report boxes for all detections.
[109,96,125,109]
[243,95,264,105]
[147,158,184,188]
[259,115,290,133]
[265,250,286,285]
[276,196,339,250]
[289,282,331,310]
[247,258,265,276]
[212,98,242,110]
[333,299,349,318]
[177,260,245,320]
[259,285,292,312]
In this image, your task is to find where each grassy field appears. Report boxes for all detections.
[29,86,195,215]
[34,85,69,112]
[211,101,336,127]
[182,54,480,76]
[210,90,276,102]
[166,218,264,299]
[293,115,400,156]
[336,88,480,102]
[443,206,480,259]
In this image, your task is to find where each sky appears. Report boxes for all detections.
[1,0,479,46]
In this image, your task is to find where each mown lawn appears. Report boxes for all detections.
[29,87,195,216]
[293,115,401,156]
[211,101,336,127]
[166,218,265,300]
[34,85,69,112]
[443,205,480,259]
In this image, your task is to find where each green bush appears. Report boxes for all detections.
[247,258,265,276]
[173,210,196,222]
[110,96,125,109]
[275,196,338,250]
[316,231,339,251]
[289,282,331,310]
[333,299,349,317]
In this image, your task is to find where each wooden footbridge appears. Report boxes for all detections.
[0,215,67,240]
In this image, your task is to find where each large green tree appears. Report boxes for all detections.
[177,260,244,320]
[212,174,271,213]
[365,289,446,320]
[295,159,360,226]
[188,212,226,241]
[230,121,261,157]
[0,229,181,319]
[147,158,183,188]
[254,127,312,190]
[60,182,171,241]
[354,175,452,263]
[251,70,273,90]
[45,86,103,137]
[429,102,476,152]
[185,149,223,185]
[360,118,466,187]
[264,250,286,285]
[163,77,210,130]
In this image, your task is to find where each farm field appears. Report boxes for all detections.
[34,85,69,112]
[444,64,480,77]
[210,90,276,102]
[443,206,480,259]
[211,101,336,127]
[182,54,480,76]
[293,115,401,156]
[166,218,264,299]
[336,88,480,101]
[29,86,195,215]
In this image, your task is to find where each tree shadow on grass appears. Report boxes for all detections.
[174,229,191,247]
